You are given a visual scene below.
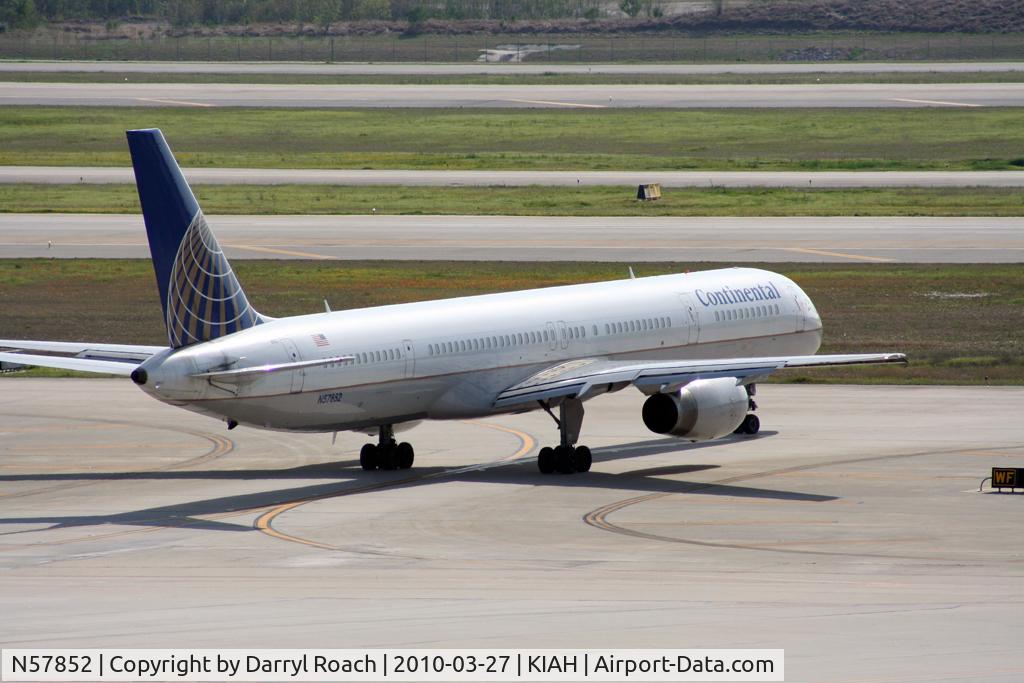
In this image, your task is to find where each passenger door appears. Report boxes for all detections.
[403,339,416,378]
[275,338,304,394]
[545,322,558,351]
[678,294,701,345]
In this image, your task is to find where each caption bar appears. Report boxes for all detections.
[2,649,783,682]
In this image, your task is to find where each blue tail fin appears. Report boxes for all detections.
[127,129,263,348]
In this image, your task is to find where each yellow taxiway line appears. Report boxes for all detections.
[254,421,536,551]
[783,247,895,263]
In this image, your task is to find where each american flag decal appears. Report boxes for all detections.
[312,333,330,347]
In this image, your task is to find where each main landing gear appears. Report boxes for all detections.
[536,397,592,475]
[360,424,415,471]
[734,413,760,435]
[733,384,761,436]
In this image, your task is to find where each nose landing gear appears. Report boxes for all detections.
[360,424,415,471]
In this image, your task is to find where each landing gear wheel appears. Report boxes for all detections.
[379,444,398,470]
[359,443,378,471]
[396,442,415,469]
[573,445,592,473]
[555,445,575,474]
[537,446,555,474]
[744,414,760,435]
[735,414,760,435]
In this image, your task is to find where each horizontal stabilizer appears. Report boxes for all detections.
[0,352,137,376]
[193,355,354,382]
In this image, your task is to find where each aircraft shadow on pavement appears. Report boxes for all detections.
[590,431,780,466]
[0,430,833,536]
[0,480,361,535]
[0,460,364,482]
[0,431,778,483]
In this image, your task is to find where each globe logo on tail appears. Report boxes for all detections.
[166,212,261,348]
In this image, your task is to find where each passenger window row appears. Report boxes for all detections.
[426,324,587,357]
[428,331,536,357]
[714,304,781,323]
[351,316,681,363]
[354,348,401,364]
[344,306,777,366]
[604,316,671,336]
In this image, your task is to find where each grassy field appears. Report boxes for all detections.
[2,106,1023,172]
[1,259,1020,384]
[3,30,1022,62]
[3,183,1023,217]
[3,71,1022,86]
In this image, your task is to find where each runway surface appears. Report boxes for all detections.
[2,59,1023,75]
[3,213,1022,263]
[2,81,1020,108]
[6,166,1024,188]
[0,379,1021,683]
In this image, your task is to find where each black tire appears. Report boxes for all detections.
[359,443,378,471]
[379,444,398,471]
[744,414,761,435]
[537,446,555,474]
[555,445,575,474]
[397,442,415,469]
[573,445,592,473]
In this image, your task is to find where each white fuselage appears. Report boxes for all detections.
[137,267,822,433]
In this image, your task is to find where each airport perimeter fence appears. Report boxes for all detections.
[1,31,1023,63]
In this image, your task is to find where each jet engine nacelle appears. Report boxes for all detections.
[641,377,749,441]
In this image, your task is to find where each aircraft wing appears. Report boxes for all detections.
[0,340,166,363]
[493,353,907,409]
[0,351,138,376]
[0,340,166,376]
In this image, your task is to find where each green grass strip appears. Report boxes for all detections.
[2,71,1022,86]
[2,184,1024,217]
[2,106,1022,171]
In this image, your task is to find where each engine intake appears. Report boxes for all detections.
[642,377,749,441]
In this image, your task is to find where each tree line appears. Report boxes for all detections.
[2,0,621,28]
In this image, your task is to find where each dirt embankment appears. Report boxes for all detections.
[52,0,1024,39]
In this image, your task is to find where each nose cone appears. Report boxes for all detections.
[801,294,823,352]
[807,301,823,330]
[801,292,822,331]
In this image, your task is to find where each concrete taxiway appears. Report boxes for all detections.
[5,166,1024,188]
[2,81,1020,108]
[2,60,1023,75]
[3,213,1022,263]
[0,379,1021,683]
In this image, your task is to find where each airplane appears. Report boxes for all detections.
[0,129,906,475]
